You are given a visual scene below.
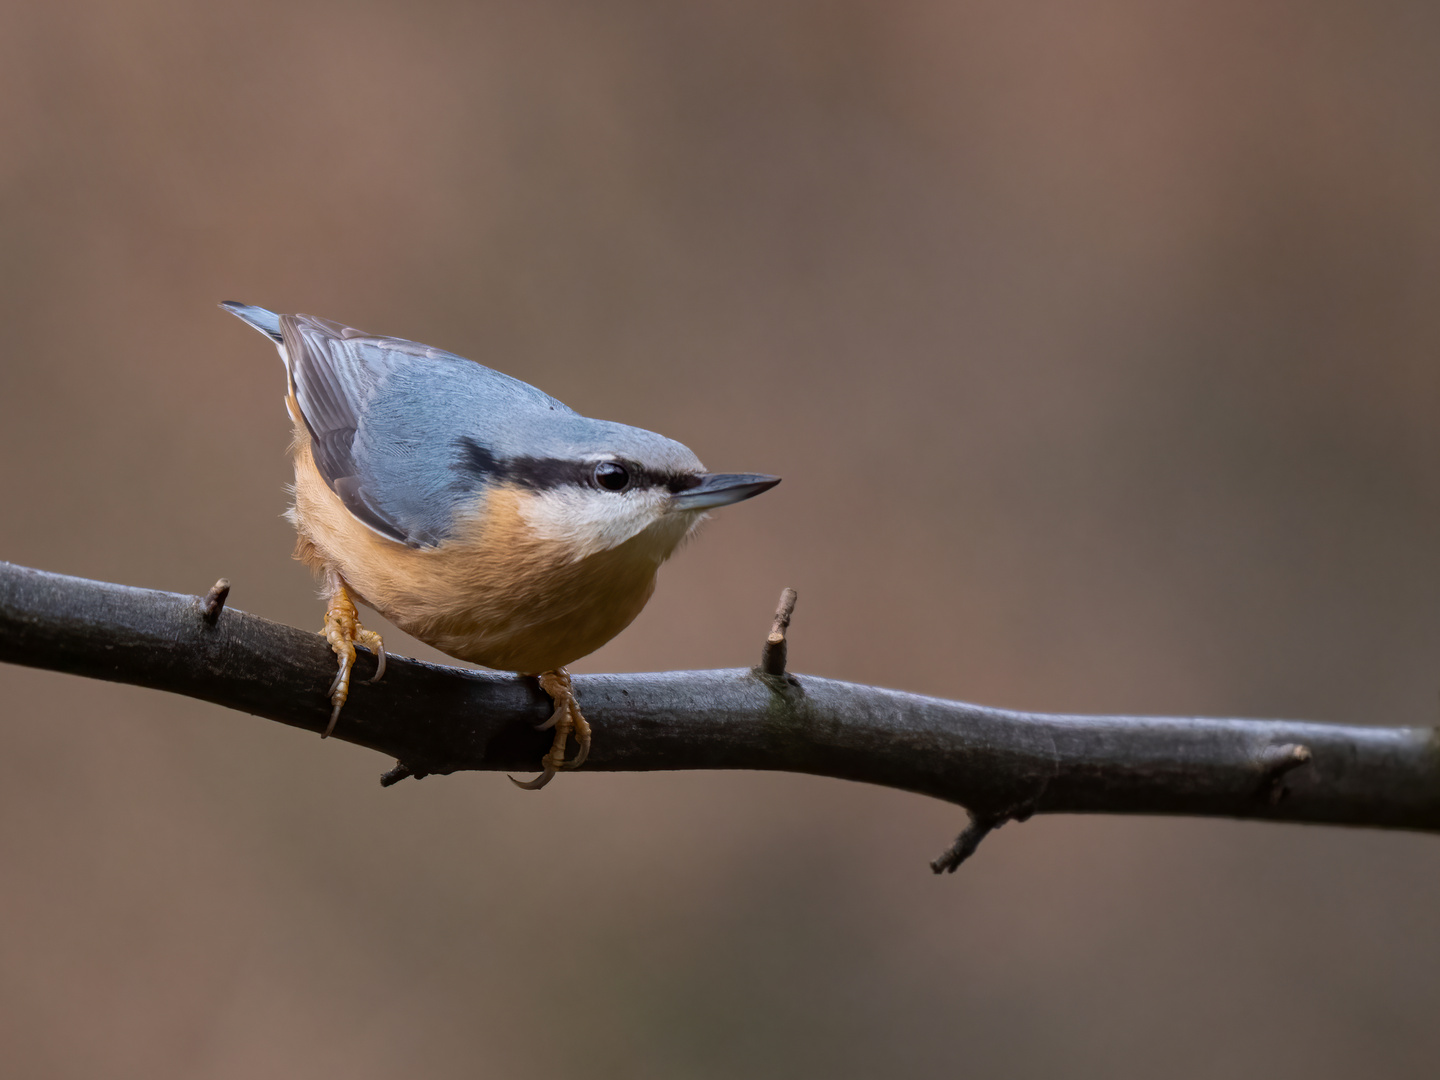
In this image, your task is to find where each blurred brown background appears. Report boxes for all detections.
[2,1,1439,1076]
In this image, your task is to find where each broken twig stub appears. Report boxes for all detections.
[200,578,231,626]
[760,587,798,676]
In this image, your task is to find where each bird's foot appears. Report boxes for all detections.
[510,668,591,790]
[321,583,386,738]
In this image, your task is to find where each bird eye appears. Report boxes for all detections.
[593,461,630,492]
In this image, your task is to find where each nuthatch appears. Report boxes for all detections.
[223,303,778,787]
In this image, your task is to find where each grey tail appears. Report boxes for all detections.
[221,301,284,343]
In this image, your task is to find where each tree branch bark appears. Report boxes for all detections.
[3,559,1438,871]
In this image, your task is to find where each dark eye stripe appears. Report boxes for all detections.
[662,473,703,494]
[453,437,697,494]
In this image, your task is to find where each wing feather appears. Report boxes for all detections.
[244,308,579,548]
[280,314,432,546]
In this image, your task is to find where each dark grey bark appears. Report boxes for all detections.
[3,559,1438,871]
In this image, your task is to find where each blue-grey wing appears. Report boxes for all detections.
[280,313,572,547]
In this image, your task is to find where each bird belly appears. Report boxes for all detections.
[417,554,659,674]
[290,442,672,673]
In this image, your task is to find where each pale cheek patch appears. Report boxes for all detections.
[516,487,668,562]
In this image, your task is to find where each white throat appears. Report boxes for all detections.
[516,487,701,563]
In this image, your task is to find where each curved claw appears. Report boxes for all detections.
[364,641,387,684]
[534,707,561,732]
[509,766,557,790]
[555,711,590,771]
[327,649,351,700]
[323,700,343,739]
[566,730,590,770]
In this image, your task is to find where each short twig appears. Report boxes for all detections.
[380,762,414,787]
[1257,742,1312,804]
[759,587,798,676]
[200,578,231,626]
[931,811,1005,874]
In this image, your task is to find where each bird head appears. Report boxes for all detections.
[458,417,779,564]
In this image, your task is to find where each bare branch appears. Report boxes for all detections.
[4,559,1440,870]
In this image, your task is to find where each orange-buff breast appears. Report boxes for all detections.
[288,439,681,674]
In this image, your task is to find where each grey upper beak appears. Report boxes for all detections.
[670,473,781,511]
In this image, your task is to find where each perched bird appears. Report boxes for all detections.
[222,303,778,787]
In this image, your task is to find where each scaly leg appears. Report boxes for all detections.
[510,668,592,790]
[320,573,386,738]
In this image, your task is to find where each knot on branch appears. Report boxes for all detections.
[1257,742,1312,804]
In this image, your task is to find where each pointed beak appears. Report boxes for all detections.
[670,473,781,511]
